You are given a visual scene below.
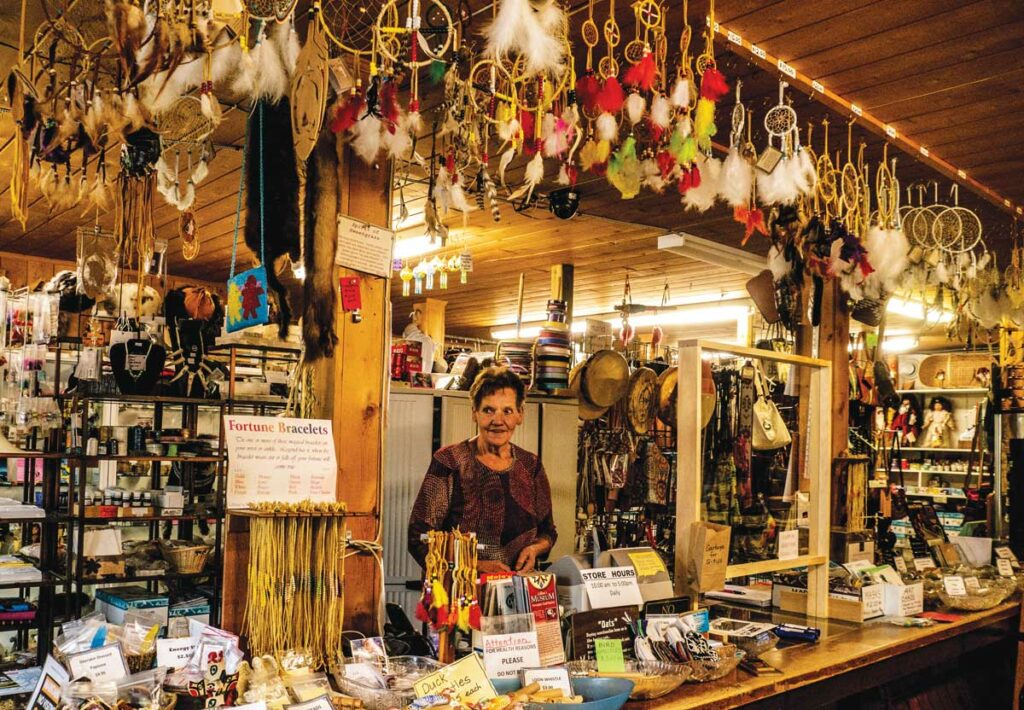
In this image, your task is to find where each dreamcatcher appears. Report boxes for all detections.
[756,81,798,204]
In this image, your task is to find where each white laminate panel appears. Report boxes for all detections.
[540,402,579,560]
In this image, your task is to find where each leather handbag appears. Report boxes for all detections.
[752,366,791,451]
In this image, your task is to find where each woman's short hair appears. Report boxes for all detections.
[469,366,525,410]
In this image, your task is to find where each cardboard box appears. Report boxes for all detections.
[119,507,154,518]
[882,582,924,617]
[772,583,883,623]
[95,586,170,626]
[830,530,875,565]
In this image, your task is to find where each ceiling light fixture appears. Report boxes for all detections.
[658,233,765,276]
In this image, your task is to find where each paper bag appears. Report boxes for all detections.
[688,521,731,592]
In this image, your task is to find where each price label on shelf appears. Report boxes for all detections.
[942,575,967,597]
[727,30,742,45]
[913,557,936,572]
[777,59,796,78]
[751,44,766,59]
[997,558,1014,577]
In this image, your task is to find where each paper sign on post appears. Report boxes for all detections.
[67,643,131,683]
[336,215,396,278]
[156,638,198,670]
[285,696,334,710]
[594,639,626,673]
[942,576,967,597]
[413,654,496,704]
[224,416,337,509]
[628,550,666,577]
[521,669,573,696]
[777,529,799,561]
[580,567,644,608]
[482,632,541,680]
[27,655,68,710]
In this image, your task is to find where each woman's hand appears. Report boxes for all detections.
[515,542,547,572]
[478,559,511,574]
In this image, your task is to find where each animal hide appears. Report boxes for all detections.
[302,130,340,361]
[40,270,95,313]
[247,99,301,338]
[96,283,163,319]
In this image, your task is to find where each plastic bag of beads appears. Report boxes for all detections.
[114,669,166,710]
[60,679,118,708]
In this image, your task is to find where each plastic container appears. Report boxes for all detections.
[334,655,444,710]
[564,660,692,699]
[491,677,634,710]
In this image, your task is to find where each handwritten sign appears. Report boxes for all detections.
[942,575,967,597]
[893,556,908,574]
[778,529,799,561]
[67,644,130,683]
[580,567,643,608]
[521,669,572,696]
[482,632,541,680]
[963,576,981,592]
[157,638,198,670]
[413,654,496,704]
[224,416,337,509]
[336,215,396,279]
[339,276,362,311]
[997,558,1015,577]
[594,639,626,673]
[628,550,666,578]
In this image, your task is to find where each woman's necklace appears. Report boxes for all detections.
[125,341,154,381]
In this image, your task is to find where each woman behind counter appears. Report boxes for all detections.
[408,366,557,574]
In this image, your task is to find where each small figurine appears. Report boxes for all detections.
[922,397,955,448]
[891,396,920,446]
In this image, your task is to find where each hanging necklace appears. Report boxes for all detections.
[125,340,154,381]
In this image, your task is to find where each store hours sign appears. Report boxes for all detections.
[224,416,338,509]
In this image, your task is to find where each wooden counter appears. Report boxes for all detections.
[634,601,1019,708]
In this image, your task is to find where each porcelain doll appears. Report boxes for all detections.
[922,397,955,448]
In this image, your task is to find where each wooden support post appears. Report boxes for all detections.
[221,140,391,637]
[820,280,851,461]
[550,264,574,326]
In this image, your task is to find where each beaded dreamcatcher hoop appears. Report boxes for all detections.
[764,81,797,149]
[599,0,622,79]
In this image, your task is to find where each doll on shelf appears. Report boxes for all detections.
[923,397,955,448]
[892,396,921,446]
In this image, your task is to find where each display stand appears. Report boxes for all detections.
[673,340,832,618]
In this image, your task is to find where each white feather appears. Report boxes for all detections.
[683,155,721,212]
[252,35,288,102]
[562,103,579,128]
[382,125,412,158]
[498,147,515,187]
[676,115,692,139]
[642,159,665,193]
[625,93,645,125]
[524,0,567,74]
[557,164,570,185]
[350,115,383,163]
[596,112,617,141]
[797,147,816,193]
[525,151,544,185]
[787,152,810,197]
[274,22,301,75]
[191,159,209,185]
[498,117,520,142]
[485,0,531,57]
[670,77,689,108]
[767,244,792,281]
[649,95,671,129]
[719,147,751,207]
[229,47,255,96]
[211,31,243,86]
[862,226,910,297]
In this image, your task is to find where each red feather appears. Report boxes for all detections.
[329,91,364,134]
[690,165,702,188]
[575,73,600,113]
[435,605,449,629]
[565,163,579,186]
[590,161,608,176]
[518,109,535,143]
[646,118,665,143]
[657,151,676,179]
[414,600,430,623]
[469,602,482,630]
[381,81,400,134]
[596,76,625,113]
[677,169,692,194]
[699,68,729,102]
[622,53,657,92]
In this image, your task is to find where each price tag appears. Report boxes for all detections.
[521,668,573,696]
[894,556,908,574]
[942,575,967,597]
[963,576,981,592]
[777,59,796,78]
[778,529,799,561]
[851,104,863,116]
[67,643,131,683]
[811,80,825,94]
[1005,199,1013,208]
[156,638,198,670]
[594,639,626,673]
[413,654,496,704]
[751,44,766,59]
[995,546,1018,561]
[482,632,541,680]
[727,30,742,45]
[285,696,334,710]
[920,146,930,157]
[957,169,967,179]
[580,567,644,608]
[340,276,362,311]
[997,558,1014,577]
[885,125,897,139]
[913,557,936,572]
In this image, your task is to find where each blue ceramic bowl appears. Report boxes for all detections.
[491,677,634,710]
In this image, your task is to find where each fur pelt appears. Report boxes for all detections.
[38,270,96,313]
[302,129,340,361]
[246,99,300,338]
[95,283,162,320]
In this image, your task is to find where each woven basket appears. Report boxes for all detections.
[918,353,993,389]
[160,693,178,710]
[160,542,211,573]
